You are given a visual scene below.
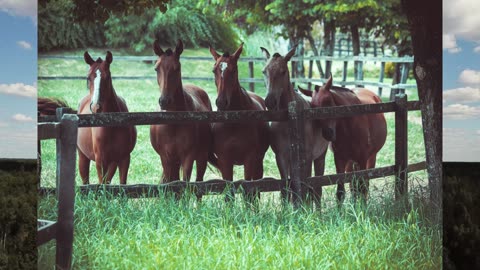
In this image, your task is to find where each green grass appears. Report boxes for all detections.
[38,185,441,269]
[38,48,437,269]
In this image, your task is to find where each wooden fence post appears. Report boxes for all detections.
[379,62,385,97]
[354,60,364,87]
[394,94,408,200]
[56,114,78,270]
[248,61,255,92]
[288,101,306,206]
[342,61,348,87]
[307,60,313,91]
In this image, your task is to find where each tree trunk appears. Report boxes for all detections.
[296,38,305,78]
[351,23,363,87]
[401,0,442,221]
[323,19,336,78]
[306,30,324,78]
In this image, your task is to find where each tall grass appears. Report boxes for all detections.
[38,180,441,269]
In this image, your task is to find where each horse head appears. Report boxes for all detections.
[84,51,113,114]
[153,39,183,110]
[209,43,243,111]
[260,45,297,110]
[299,75,337,142]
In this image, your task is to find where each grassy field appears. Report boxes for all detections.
[37,48,439,269]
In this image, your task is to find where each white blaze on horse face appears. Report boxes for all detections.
[92,69,101,105]
[220,62,228,78]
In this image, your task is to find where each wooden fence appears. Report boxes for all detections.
[38,55,414,97]
[38,94,426,205]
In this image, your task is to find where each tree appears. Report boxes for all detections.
[401,0,441,220]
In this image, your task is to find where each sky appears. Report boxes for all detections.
[0,0,37,159]
[443,0,480,162]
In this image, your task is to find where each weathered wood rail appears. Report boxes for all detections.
[39,94,426,205]
[38,55,414,96]
[37,114,78,270]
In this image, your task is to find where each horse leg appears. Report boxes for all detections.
[182,156,195,199]
[194,156,208,202]
[312,151,327,211]
[218,159,234,202]
[244,158,263,206]
[78,150,90,185]
[334,155,348,206]
[161,158,181,199]
[118,155,131,185]
[103,161,118,185]
[275,154,290,204]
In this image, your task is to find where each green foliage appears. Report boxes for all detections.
[0,169,37,269]
[72,0,169,23]
[104,0,239,54]
[385,62,395,78]
[38,0,105,51]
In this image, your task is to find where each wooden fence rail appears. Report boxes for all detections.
[39,55,415,96]
[39,94,425,205]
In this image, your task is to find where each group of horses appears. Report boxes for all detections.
[39,39,387,204]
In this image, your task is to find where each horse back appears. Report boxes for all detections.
[184,84,213,112]
[247,91,267,110]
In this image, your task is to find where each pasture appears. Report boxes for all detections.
[37,48,440,268]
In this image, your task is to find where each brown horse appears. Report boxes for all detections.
[150,39,214,185]
[37,97,73,184]
[260,46,328,204]
[209,43,269,201]
[299,76,387,203]
[77,51,137,185]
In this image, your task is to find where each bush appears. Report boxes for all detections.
[38,0,105,51]
[104,0,239,54]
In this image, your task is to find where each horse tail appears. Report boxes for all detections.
[38,97,72,116]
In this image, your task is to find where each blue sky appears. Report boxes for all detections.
[0,1,37,159]
[443,0,480,162]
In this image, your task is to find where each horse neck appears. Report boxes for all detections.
[100,77,121,112]
[163,80,191,111]
[278,83,295,109]
[229,82,254,110]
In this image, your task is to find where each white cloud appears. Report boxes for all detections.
[474,46,480,53]
[16,40,31,50]
[476,130,480,136]
[443,87,480,104]
[443,34,462,53]
[0,122,8,128]
[443,127,480,162]
[12,114,33,122]
[443,0,480,43]
[443,103,480,120]
[0,83,36,98]
[0,0,37,19]
[459,69,480,85]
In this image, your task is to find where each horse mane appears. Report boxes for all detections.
[222,52,230,57]
[38,97,71,116]
[272,53,281,58]
[331,85,354,93]
[165,48,173,56]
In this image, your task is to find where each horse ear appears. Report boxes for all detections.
[84,51,95,66]
[209,45,220,60]
[284,44,298,62]
[106,51,113,64]
[233,42,244,60]
[314,85,321,93]
[298,86,312,97]
[324,75,333,91]
[175,39,183,57]
[153,39,164,57]
[260,47,270,60]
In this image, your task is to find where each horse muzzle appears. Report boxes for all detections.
[90,102,102,113]
[215,97,229,111]
[265,94,278,110]
[159,96,172,110]
[322,127,336,142]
